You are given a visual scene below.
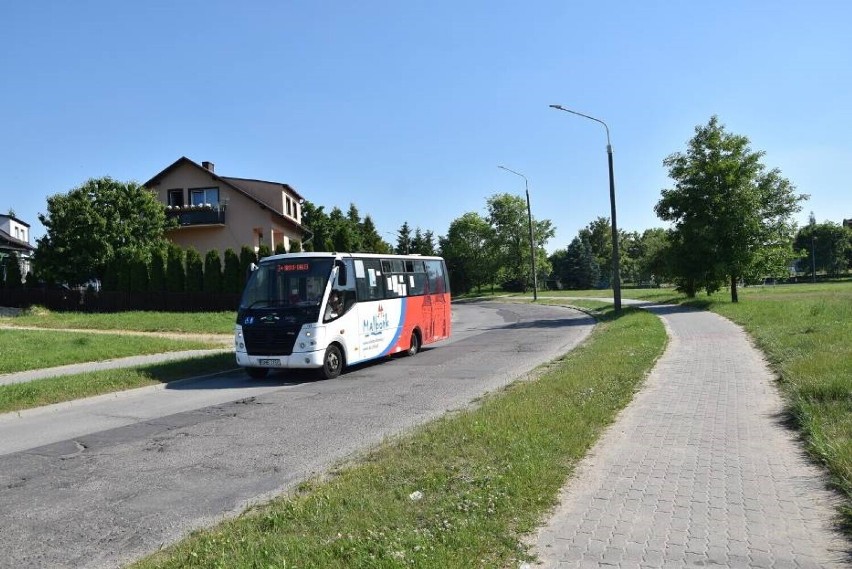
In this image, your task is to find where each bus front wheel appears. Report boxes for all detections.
[246,367,269,379]
[321,345,344,379]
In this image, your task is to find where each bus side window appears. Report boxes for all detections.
[409,273,426,296]
[426,260,446,293]
[384,273,403,298]
[356,259,384,301]
[409,261,427,296]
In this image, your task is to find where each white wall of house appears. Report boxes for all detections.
[0,216,29,245]
[0,214,33,279]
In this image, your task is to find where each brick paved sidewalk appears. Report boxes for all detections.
[529,303,848,568]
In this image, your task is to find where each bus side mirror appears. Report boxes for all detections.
[336,260,347,286]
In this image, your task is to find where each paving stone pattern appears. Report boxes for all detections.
[531,304,848,568]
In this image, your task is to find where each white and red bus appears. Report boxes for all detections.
[234,252,451,379]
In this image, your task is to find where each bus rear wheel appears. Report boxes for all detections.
[321,345,344,379]
[246,367,269,379]
[406,331,420,357]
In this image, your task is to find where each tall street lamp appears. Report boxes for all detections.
[811,234,817,283]
[549,104,622,313]
[498,165,538,300]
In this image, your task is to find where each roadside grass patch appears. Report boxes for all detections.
[0,329,223,375]
[133,307,666,568]
[0,353,238,413]
[1,308,236,334]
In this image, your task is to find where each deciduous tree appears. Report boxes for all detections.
[487,193,554,292]
[655,116,806,301]
[578,217,612,287]
[35,177,169,286]
[439,212,495,294]
[794,216,850,277]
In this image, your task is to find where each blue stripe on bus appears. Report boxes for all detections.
[378,297,406,357]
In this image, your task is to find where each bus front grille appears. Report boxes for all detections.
[243,327,298,356]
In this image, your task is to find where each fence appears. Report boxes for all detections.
[0,288,241,313]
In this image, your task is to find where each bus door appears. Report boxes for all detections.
[353,258,396,361]
[425,260,449,340]
[408,260,432,343]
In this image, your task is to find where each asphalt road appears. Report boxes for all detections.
[0,301,594,569]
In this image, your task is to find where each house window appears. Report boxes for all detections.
[168,189,184,207]
[190,187,219,206]
[286,197,292,216]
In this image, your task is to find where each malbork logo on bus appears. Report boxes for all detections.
[363,304,391,336]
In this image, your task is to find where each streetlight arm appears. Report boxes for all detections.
[549,104,611,147]
[497,165,528,188]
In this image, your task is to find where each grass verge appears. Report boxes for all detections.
[0,352,239,413]
[133,307,666,568]
[0,307,236,334]
[0,329,224,375]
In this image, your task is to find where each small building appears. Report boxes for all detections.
[144,157,308,257]
[0,214,35,280]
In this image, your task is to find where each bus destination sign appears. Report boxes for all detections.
[278,263,310,272]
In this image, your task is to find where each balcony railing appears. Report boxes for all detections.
[165,205,226,227]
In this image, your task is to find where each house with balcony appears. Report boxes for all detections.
[0,214,35,281]
[144,157,308,257]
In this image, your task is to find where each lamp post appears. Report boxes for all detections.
[549,104,622,313]
[811,234,817,283]
[498,165,538,300]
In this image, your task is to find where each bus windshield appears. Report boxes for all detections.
[239,258,334,313]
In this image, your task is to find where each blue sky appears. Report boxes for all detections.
[2,1,849,252]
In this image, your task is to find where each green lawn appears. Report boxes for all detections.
[133,307,667,568]
[0,308,237,334]
[0,329,224,375]
[0,353,239,413]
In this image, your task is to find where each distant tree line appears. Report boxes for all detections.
[16,117,851,307]
[439,193,555,294]
[301,201,437,256]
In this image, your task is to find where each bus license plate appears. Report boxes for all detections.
[258,358,280,366]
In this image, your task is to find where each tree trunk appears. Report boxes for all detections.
[730,274,738,303]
